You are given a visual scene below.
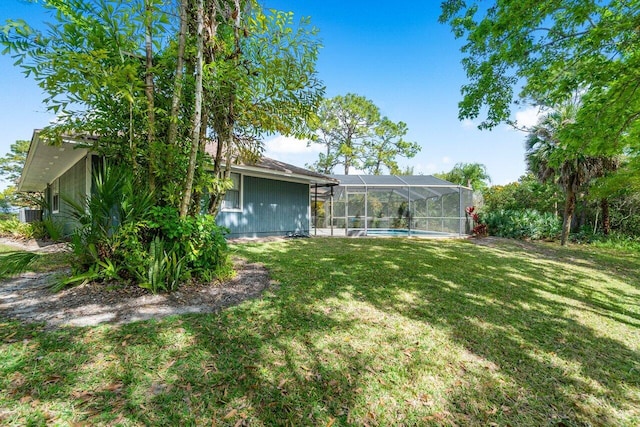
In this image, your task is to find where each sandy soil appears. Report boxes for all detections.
[0,238,274,329]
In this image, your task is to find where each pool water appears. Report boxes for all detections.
[363,228,454,237]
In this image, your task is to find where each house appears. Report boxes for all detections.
[18,130,338,238]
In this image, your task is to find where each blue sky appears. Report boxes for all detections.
[0,0,539,190]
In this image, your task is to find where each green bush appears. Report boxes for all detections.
[0,218,31,238]
[571,227,640,251]
[481,209,561,240]
[63,163,231,293]
[0,217,65,241]
[591,233,640,252]
[148,206,230,283]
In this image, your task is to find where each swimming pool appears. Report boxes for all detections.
[360,228,459,237]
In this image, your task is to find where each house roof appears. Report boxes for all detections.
[18,130,338,192]
[329,174,464,187]
[231,156,339,185]
[18,130,92,192]
[202,141,337,185]
[326,174,469,200]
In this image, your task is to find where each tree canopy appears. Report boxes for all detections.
[439,1,640,157]
[435,162,491,191]
[308,93,420,175]
[0,0,325,289]
[0,140,29,185]
[1,0,324,215]
[525,104,617,245]
[0,140,30,208]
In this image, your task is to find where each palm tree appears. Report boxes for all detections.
[436,162,491,191]
[525,105,616,245]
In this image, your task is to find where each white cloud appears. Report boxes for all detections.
[442,156,451,164]
[264,135,323,155]
[513,106,547,130]
[461,118,476,129]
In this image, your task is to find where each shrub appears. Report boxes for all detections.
[148,206,231,283]
[481,209,561,240]
[62,163,231,293]
[0,218,32,238]
[465,206,487,237]
[571,227,640,251]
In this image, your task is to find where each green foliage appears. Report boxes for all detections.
[0,217,62,241]
[61,164,230,293]
[435,162,491,191]
[483,174,560,215]
[140,236,186,294]
[0,140,33,208]
[40,218,63,241]
[308,93,420,175]
[0,140,29,183]
[588,233,640,252]
[481,209,561,240]
[440,0,640,196]
[525,104,618,245]
[0,218,30,238]
[439,1,640,139]
[0,251,37,280]
[609,199,640,237]
[363,117,420,175]
[0,195,11,214]
[1,1,324,214]
[148,206,231,282]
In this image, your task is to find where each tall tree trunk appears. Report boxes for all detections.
[144,0,156,192]
[207,0,245,217]
[343,137,352,175]
[190,102,210,215]
[179,0,205,218]
[167,0,188,148]
[324,144,331,174]
[561,185,576,246]
[601,198,610,235]
[129,97,136,173]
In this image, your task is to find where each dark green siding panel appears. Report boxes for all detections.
[217,175,310,238]
[51,156,87,235]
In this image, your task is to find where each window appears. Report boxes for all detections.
[222,173,241,211]
[51,179,60,213]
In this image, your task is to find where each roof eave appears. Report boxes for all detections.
[17,130,90,192]
[229,163,339,185]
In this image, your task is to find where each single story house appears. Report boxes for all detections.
[18,130,338,238]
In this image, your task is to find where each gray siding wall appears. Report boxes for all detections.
[50,156,87,235]
[217,175,310,238]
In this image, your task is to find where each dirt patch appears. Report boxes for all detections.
[0,238,274,329]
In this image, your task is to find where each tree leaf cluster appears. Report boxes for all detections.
[308,93,420,175]
[0,0,324,216]
[435,162,491,191]
[441,0,640,243]
[440,0,640,155]
[0,140,34,208]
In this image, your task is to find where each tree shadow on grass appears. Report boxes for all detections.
[230,238,640,425]
[1,237,638,425]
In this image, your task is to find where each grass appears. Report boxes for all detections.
[1,238,639,426]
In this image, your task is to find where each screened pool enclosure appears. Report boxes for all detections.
[312,175,474,237]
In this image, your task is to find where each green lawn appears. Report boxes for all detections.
[1,238,639,426]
